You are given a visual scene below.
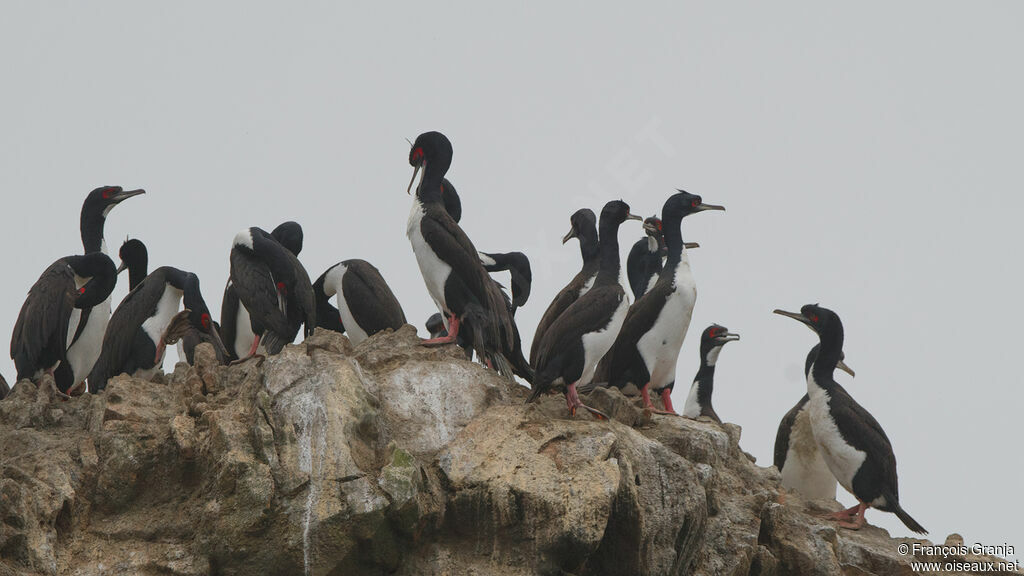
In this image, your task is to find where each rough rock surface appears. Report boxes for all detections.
[0,327,1018,575]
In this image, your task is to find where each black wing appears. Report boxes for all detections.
[11,261,77,379]
[219,280,241,361]
[420,207,514,348]
[535,285,624,372]
[530,267,595,365]
[829,385,899,499]
[88,269,166,391]
[229,249,292,338]
[282,248,316,338]
[773,395,809,469]
[602,280,673,386]
[343,260,406,335]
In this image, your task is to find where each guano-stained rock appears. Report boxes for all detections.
[0,328,1017,576]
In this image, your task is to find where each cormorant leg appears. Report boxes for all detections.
[422,314,460,346]
[229,335,266,366]
[824,503,861,521]
[835,502,869,531]
[154,340,166,365]
[567,382,609,420]
[659,388,677,414]
[641,384,678,416]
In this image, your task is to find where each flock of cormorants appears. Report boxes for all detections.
[3,130,925,536]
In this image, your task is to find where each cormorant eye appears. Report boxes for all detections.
[691,199,699,208]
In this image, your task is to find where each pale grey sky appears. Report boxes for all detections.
[2,1,1021,555]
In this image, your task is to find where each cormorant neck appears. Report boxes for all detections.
[416,156,452,206]
[809,327,843,389]
[579,227,600,267]
[661,211,686,271]
[594,218,622,285]
[81,210,106,254]
[128,259,147,291]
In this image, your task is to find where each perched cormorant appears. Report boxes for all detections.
[65,186,144,392]
[11,253,117,393]
[528,200,640,417]
[680,324,740,422]
[774,305,926,534]
[598,190,723,413]
[530,208,600,366]
[406,131,517,377]
[221,221,304,361]
[774,344,854,501]
[229,226,316,357]
[88,267,224,391]
[313,259,407,345]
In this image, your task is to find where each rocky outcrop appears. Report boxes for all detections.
[0,327,1017,576]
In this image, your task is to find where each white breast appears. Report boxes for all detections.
[141,284,184,368]
[407,199,452,316]
[66,298,111,387]
[681,379,702,418]
[636,255,697,389]
[780,405,838,500]
[233,301,257,359]
[323,264,370,345]
[578,292,629,385]
[806,372,866,494]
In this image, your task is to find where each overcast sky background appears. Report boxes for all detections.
[2,2,1021,555]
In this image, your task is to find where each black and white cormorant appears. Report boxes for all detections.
[774,344,854,501]
[221,221,304,361]
[313,259,407,345]
[527,200,640,417]
[65,186,145,392]
[406,131,517,377]
[530,208,600,366]
[680,324,740,422]
[11,253,117,393]
[774,305,926,534]
[88,267,225,391]
[598,190,723,414]
[229,226,316,358]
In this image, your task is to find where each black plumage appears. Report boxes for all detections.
[88,267,224,391]
[406,131,518,378]
[528,200,640,417]
[774,305,926,534]
[594,190,723,413]
[221,221,304,361]
[228,226,315,357]
[11,253,116,390]
[433,175,533,382]
[626,216,666,302]
[63,186,145,391]
[530,208,600,366]
[117,238,149,290]
[679,324,740,422]
[313,259,407,344]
